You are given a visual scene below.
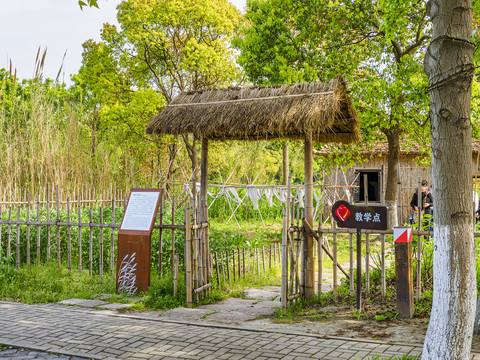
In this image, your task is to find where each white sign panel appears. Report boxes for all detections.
[394,227,413,243]
[120,191,160,231]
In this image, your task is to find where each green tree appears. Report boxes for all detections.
[97,0,243,180]
[73,39,166,186]
[234,0,431,226]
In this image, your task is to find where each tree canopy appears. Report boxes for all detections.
[100,0,242,101]
[234,0,432,223]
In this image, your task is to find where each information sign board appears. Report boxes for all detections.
[332,200,388,230]
[331,200,388,311]
[120,191,161,231]
[116,189,162,295]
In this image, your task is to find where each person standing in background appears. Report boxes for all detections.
[410,180,433,231]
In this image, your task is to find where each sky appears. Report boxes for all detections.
[0,0,247,84]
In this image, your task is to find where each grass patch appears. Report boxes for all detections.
[212,264,281,297]
[272,293,338,323]
[201,311,219,319]
[0,259,187,309]
[0,257,281,311]
[0,262,116,303]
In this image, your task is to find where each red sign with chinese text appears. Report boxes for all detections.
[332,200,388,230]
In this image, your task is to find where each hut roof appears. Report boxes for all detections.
[314,142,425,157]
[146,77,361,143]
[314,139,480,157]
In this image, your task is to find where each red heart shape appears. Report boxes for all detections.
[335,204,350,221]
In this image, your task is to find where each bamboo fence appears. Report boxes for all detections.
[0,185,283,307]
[5,177,472,310]
[211,244,282,286]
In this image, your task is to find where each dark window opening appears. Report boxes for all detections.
[355,170,381,203]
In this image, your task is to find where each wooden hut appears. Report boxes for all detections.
[314,140,480,223]
[147,77,361,300]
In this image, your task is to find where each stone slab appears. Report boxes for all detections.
[197,298,258,312]
[202,311,256,324]
[161,307,213,321]
[97,303,135,310]
[260,286,282,293]
[233,305,278,317]
[242,289,280,301]
[252,300,282,309]
[57,299,109,308]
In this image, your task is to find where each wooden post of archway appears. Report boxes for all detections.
[200,137,210,283]
[304,131,315,298]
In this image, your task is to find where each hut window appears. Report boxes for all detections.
[354,169,381,203]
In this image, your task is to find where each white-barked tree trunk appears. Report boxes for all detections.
[422,0,476,359]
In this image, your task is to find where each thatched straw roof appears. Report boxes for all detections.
[146,77,361,143]
[314,142,425,157]
[314,140,480,157]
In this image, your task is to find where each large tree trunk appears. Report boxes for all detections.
[165,141,178,195]
[384,127,401,229]
[474,295,480,334]
[422,0,476,358]
[183,134,200,182]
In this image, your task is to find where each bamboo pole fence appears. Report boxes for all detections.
[0,187,190,275]
[3,173,469,311]
[211,243,282,287]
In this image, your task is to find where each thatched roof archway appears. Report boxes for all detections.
[147,77,361,302]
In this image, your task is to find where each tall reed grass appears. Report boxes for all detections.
[0,69,176,196]
[0,54,301,198]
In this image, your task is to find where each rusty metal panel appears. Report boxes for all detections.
[116,233,151,293]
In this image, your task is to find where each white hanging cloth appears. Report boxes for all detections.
[208,186,225,200]
[225,187,244,204]
[184,183,193,198]
[184,182,204,198]
[263,187,277,207]
[247,185,262,210]
[296,187,305,208]
[273,188,288,203]
[344,186,353,203]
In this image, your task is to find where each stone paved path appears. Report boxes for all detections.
[0,346,88,360]
[1,300,480,359]
[0,300,425,360]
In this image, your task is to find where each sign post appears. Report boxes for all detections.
[116,189,162,295]
[356,228,362,310]
[332,201,387,310]
[394,227,414,318]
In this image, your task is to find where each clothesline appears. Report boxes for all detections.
[166,180,357,190]
[184,183,349,210]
